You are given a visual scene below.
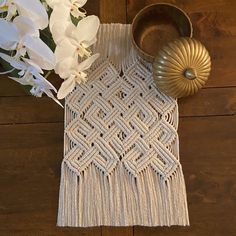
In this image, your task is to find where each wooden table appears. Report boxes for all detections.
[0,0,235,235]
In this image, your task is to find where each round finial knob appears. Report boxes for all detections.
[184,68,197,80]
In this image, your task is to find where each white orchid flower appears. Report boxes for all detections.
[0,17,56,70]
[48,3,71,44]
[16,72,63,107]
[0,18,19,50]
[22,34,56,70]
[0,52,62,107]
[70,0,87,18]
[46,0,87,18]
[48,1,87,44]
[0,0,48,29]
[54,15,100,60]
[57,53,99,99]
[0,16,39,51]
[13,16,39,37]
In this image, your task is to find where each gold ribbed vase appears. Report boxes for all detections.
[153,37,211,98]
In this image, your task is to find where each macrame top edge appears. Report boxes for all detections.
[92,24,145,72]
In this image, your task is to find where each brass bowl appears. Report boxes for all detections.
[131,3,193,63]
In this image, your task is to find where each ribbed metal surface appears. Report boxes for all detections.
[153,37,211,98]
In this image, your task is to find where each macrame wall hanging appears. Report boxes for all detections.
[57,24,189,227]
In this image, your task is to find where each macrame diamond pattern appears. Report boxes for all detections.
[64,59,180,179]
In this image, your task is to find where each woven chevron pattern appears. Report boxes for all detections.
[58,24,189,227]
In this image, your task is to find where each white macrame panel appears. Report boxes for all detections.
[57,24,189,227]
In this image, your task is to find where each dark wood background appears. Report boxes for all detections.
[0,0,235,235]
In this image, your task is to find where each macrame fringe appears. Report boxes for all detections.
[57,161,189,227]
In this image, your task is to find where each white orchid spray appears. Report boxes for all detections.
[47,0,100,99]
[0,0,100,105]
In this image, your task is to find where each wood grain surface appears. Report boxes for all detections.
[0,0,235,235]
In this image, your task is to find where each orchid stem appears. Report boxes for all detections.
[45,71,52,80]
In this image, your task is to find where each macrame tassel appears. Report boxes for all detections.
[57,162,189,227]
